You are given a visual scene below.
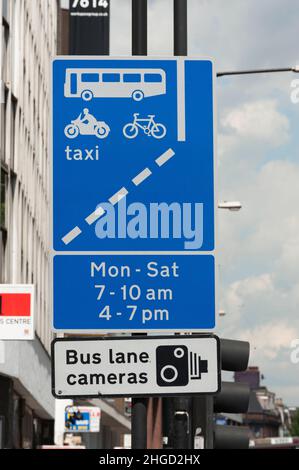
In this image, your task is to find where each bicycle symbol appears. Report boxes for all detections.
[123,113,167,139]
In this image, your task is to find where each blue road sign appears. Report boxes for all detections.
[65,406,100,432]
[65,410,91,432]
[53,254,215,331]
[52,57,216,332]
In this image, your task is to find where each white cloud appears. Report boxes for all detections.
[274,385,299,406]
[218,159,299,275]
[110,0,173,56]
[217,156,299,404]
[217,133,238,160]
[111,0,299,70]
[238,322,297,360]
[221,100,290,146]
[110,0,131,55]
[219,272,293,331]
[188,0,299,69]
[229,273,274,303]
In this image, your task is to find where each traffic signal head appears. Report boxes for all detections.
[213,339,251,449]
[214,425,250,449]
[220,339,250,371]
[214,381,250,414]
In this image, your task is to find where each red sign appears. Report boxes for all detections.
[0,293,31,317]
[0,285,34,340]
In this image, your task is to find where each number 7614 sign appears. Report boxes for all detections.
[72,0,109,9]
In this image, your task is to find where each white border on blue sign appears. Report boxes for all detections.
[50,56,218,334]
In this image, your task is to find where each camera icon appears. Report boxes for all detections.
[156,345,208,387]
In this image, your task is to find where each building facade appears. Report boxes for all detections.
[0,0,57,448]
[234,367,290,440]
[0,0,131,449]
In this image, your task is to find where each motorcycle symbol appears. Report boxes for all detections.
[64,108,110,139]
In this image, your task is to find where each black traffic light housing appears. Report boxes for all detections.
[214,425,250,449]
[213,339,251,449]
[191,338,250,449]
[220,339,250,371]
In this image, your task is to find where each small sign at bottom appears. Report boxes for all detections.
[52,334,220,398]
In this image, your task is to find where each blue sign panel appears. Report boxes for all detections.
[53,254,215,331]
[64,406,100,432]
[65,410,91,432]
[52,57,216,332]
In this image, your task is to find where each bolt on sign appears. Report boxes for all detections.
[0,285,34,340]
[52,335,220,398]
[51,57,216,333]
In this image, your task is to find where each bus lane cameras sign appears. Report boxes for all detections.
[52,335,220,398]
[52,57,216,332]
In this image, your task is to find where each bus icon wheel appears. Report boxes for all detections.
[132,90,144,102]
[81,90,93,102]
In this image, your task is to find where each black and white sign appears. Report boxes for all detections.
[69,0,110,55]
[52,335,220,398]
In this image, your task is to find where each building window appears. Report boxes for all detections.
[1,19,9,85]
[0,415,4,449]
[0,167,7,230]
[0,167,8,281]
[1,88,8,163]
[12,393,21,449]
[2,0,9,24]
[10,95,17,170]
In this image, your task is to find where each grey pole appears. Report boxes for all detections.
[174,0,187,55]
[172,0,192,449]
[132,0,147,55]
[217,67,295,77]
[131,0,148,450]
[131,398,148,449]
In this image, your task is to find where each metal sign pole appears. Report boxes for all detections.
[131,0,148,450]
[172,0,192,449]
[174,0,187,56]
[66,0,110,449]
[132,0,147,56]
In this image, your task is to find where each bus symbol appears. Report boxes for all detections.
[64,68,166,102]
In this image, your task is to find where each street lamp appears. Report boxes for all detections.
[218,201,242,211]
[217,65,299,78]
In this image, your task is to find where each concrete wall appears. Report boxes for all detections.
[0,0,58,422]
[0,339,54,418]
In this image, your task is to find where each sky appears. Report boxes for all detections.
[108,0,299,406]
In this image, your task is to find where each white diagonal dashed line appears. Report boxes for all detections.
[85,206,105,225]
[132,167,152,186]
[61,148,175,245]
[155,148,175,167]
[61,226,82,245]
[109,187,128,205]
